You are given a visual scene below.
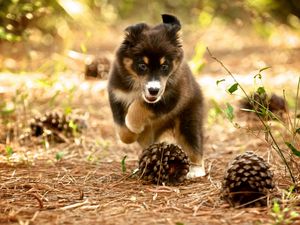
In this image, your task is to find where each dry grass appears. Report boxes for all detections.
[0,72,300,225]
[0,160,275,225]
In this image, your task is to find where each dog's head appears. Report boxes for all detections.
[117,14,183,104]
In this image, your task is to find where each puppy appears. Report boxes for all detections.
[108,14,205,178]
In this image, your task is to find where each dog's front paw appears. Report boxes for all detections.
[125,100,151,134]
[125,114,145,134]
[117,126,138,144]
[187,165,206,179]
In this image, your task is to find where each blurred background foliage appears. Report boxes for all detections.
[0,0,300,72]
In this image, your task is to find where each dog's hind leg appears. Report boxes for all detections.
[176,137,205,178]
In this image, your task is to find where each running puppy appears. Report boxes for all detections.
[108,14,205,178]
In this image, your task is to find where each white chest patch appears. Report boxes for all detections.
[112,89,139,106]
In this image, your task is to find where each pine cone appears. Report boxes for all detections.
[30,115,45,136]
[138,142,190,184]
[269,94,287,113]
[240,92,268,115]
[30,111,87,138]
[85,56,110,79]
[240,92,286,120]
[222,151,274,207]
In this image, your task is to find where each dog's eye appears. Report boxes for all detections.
[161,64,169,72]
[138,63,148,72]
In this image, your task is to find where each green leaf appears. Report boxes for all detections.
[64,106,72,115]
[285,142,300,158]
[259,66,271,73]
[121,155,127,173]
[5,146,13,157]
[216,79,225,86]
[256,86,266,95]
[254,73,262,79]
[240,108,256,113]
[1,102,15,115]
[80,43,87,53]
[56,152,64,161]
[227,83,238,94]
[291,211,300,218]
[288,185,295,193]
[295,128,300,134]
[224,103,234,122]
[272,201,280,214]
[211,99,222,115]
[176,223,185,225]
[254,67,271,79]
[68,120,78,133]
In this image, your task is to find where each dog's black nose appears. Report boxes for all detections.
[148,87,159,96]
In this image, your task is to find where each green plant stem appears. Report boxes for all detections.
[207,47,296,184]
[283,89,294,137]
[294,76,300,140]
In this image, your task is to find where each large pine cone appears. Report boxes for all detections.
[30,111,87,137]
[138,142,190,184]
[222,151,274,207]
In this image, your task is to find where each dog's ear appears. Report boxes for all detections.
[123,23,149,46]
[162,14,181,33]
[161,14,182,47]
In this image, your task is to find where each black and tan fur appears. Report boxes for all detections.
[108,14,205,177]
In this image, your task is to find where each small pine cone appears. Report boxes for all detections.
[269,94,287,113]
[30,111,68,136]
[138,142,190,184]
[30,111,87,137]
[240,92,286,120]
[240,92,268,114]
[43,111,67,132]
[30,115,45,136]
[222,151,274,207]
[85,56,110,79]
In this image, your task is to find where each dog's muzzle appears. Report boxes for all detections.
[143,81,162,104]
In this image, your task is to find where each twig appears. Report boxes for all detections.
[30,211,40,222]
[78,188,84,200]
[18,219,29,225]
[235,195,267,209]
[102,196,127,207]
[153,206,182,212]
[207,47,296,184]
[80,205,101,210]
[231,210,246,219]
[147,186,179,193]
[59,199,89,210]
[207,160,219,188]
[27,193,43,209]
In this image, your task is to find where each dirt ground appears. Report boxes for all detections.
[1,23,300,225]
